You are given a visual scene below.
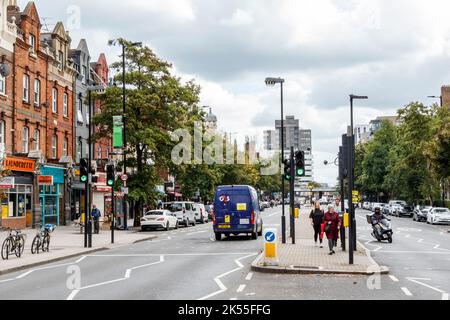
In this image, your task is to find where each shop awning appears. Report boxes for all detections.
[168,192,183,197]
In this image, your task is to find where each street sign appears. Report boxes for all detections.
[0,177,14,189]
[263,228,278,265]
[113,116,123,149]
[38,176,53,186]
[121,174,128,182]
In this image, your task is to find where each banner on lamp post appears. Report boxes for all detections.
[113,116,123,149]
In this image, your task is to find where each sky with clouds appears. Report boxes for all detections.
[21,0,450,186]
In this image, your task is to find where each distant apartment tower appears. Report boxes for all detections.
[354,124,370,145]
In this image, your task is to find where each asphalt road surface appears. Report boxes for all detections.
[0,207,448,300]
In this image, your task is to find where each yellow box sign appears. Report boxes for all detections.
[265,243,276,258]
[294,208,299,219]
[225,215,231,223]
[343,213,349,228]
[237,203,247,211]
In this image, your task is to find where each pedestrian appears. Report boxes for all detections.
[309,201,325,248]
[333,198,342,248]
[91,204,101,234]
[323,205,341,255]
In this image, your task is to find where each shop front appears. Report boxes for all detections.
[39,165,65,226]
[92,173,111,223]
[70,167,85,222]
[0,156,36,229]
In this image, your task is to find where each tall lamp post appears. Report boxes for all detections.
[120,41,142,230]
[427,95,445,204]
[348,94,368,264]
[265,77,286,244]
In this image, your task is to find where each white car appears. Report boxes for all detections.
[389,204,403,216]
[141,210,179,231]
[163,202,196,227]
[193,203,208,224]
[363,202,370,210]
[427,208,450,225]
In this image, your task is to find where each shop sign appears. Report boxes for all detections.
[3,157,35,172]
[0,177,14,189]
[38,176,54,186]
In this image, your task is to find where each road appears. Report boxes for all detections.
[0,207,448,300]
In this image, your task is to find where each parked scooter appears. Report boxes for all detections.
[367,214,393,243]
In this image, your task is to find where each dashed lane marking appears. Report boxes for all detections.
[245,272,254,281]
[237,284,246,293]
[389,276,399,282]
[75,256,87,263]
[401,287,413,296]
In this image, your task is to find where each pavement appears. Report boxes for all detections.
[251,207,388,275]
[0,207,448,300]
[0,219,157,275]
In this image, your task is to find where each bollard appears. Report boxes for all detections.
[343,212,349,228]
[263,228,279,266]
[294,208,299,219]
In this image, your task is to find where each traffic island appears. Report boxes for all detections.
[0,223,158,276]
[252,210,389,276]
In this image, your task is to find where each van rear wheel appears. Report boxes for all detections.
[215,233,221,241]
[251,232,258,240]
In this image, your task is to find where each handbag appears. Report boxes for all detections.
[324,223,331,234]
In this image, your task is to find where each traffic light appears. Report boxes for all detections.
[80,158,88,183]
[295,151,306,177]
[106,164,115,187]
[283,159,291,181]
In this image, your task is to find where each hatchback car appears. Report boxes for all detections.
[141,210,178,231]
[413,205,432,222]
[427,208,450,225]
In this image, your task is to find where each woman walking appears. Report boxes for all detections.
[309,202,324,248]
[323,205,341,255]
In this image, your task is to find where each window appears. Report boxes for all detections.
[0,120,5,144]
[52,135,57,159]
[0,73,5,95]
[23,74,30,103]
[58,51,64,70]
[22,127,29,154]
[82,66,87,84]
[52,88,57,113]
[33,129,40,151]
[77,97,84,123]
[29,34,36,52]
[63,93,68,117]
[63,137,68,157]
[97,146,102,159]
[34,79,40,106]
[76,140,82,163]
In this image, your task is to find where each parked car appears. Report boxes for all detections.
[388,200,407,215]
[141,210,178,231]
[363,202,370,210]
[381,204,390,215]
[427,207,450,225]
[163,201,196,227]
[193,203,209,224]
[213,185,263,241]
[395,204,414,218]
[389,204,403,216]
[413,205,432,222]
[205,205,213,220]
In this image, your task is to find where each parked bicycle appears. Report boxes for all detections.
[31,224,56,254]
[1,229,26,260]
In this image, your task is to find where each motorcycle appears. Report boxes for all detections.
[367,215,393,243]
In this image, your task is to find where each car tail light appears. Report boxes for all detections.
[212,212,216,225]
[251,211,255,225]
[140,218,146,222]
[157,217,165,221]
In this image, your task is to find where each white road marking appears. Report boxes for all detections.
[237,284,246,293]
[197,253,257,301]
[76,256,87,263]
[168,236,172,240]
[66,289,80,301]
[417,239,423,243]
[442,293,449,300]
[376,251,450,254]
[389,275,399,282]
[0,279,14,283]
[15,262,74,279]
[245,272,254,281]
[66,255,165,300]
[230,298,237,300]
[89,252,257,257]
[401,287,413,296]
[405,234,410,238]
[187,230,208,236]
[406,277,447,294]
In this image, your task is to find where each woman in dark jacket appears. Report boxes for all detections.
[309,202,325,248]
[323,205,341,255]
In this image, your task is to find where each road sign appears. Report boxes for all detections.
[265,231,276,243]
[352,190,359,196]
[121,174,128,181]
[263,228,278,265]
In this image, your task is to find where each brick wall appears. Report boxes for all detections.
[441,86,450,108]
[1,217,27,230]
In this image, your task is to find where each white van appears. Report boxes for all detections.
[163,202,196,227]
[192,203,208,224]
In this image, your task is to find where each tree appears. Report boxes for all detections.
[360,120,396,201]
[93,39,202,226]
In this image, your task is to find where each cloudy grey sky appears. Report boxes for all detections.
[21,0,450,185]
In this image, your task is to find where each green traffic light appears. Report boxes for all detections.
[296,168,305,176]
[284,175,291,181]
[80,176,87,182]
[107,179,114,186]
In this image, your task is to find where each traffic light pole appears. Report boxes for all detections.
[87,90,93,248]
[347,131,354,265]
[280,82,286,244]
[289,147,295,244]
[111,185,115,244]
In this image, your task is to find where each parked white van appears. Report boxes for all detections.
[193,203,209,224]
[163,202,196,227]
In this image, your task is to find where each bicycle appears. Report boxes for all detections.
[31,224,55,254]
[1,229,26,260]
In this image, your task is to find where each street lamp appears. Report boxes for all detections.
[348,94,368,264]
[119,41,142,230]
[427,95,443,107]
[265,77,287,244]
